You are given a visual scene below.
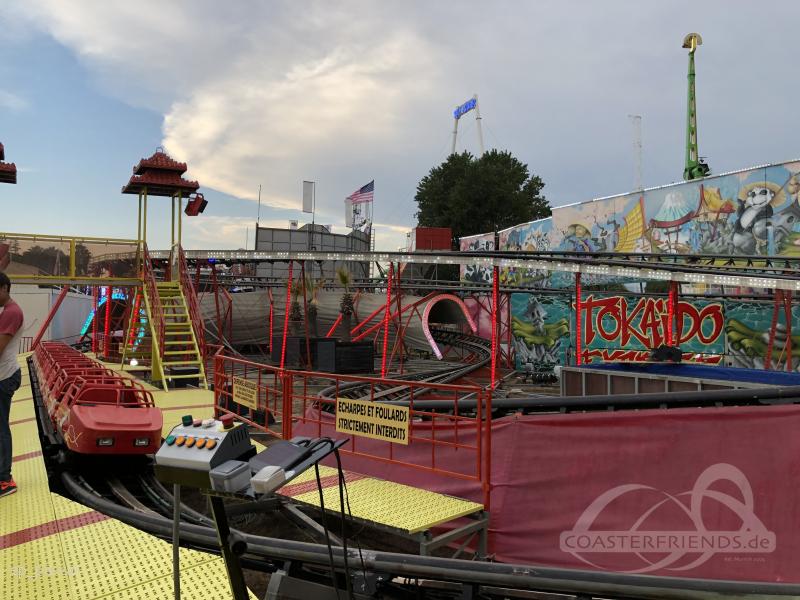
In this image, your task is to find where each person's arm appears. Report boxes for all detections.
[0,307,22,355]
[0,334,12,355]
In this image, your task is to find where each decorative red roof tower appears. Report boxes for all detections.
[0,142,18,184]
[122,148,201,249]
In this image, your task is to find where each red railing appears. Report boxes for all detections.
[178,245,206,358]
[142,244,165,362]
[213,354,492,506]
[204,343,224,387]
[94,333,122,362]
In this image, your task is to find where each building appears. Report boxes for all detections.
[254,223,370,282]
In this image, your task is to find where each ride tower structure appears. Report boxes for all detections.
[683,32,710,181]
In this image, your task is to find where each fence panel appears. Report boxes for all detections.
[213,355,491,504]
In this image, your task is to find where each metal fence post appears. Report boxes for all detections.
[282,371,294,439]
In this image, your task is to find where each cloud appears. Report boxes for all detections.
[182,215,280,249]
[9,0,800,252]
[162,27,440,215]
[0,90,27,111]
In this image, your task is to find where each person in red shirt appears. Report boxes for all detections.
[0,272,24,497]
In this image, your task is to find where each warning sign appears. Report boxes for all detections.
[232,376,258,409]
[336,398,410,445]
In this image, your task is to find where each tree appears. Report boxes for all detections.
[414,150,550,244]
[336,267,354,341]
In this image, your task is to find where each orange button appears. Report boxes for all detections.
[195,438,206,449]
[185,437,196,448]
[175,436,186,446]
[206,439,217,450]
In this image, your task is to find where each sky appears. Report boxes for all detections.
[1,1,799,252]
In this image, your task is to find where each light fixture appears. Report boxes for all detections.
[129,358,139,367]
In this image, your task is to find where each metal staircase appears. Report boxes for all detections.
[124,245,207,391]
[155,280,206,387]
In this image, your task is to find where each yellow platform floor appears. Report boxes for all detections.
[279,464,484,535]
[2,355,254,600]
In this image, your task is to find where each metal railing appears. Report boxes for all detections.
[177,245,206,357]
[0,231,141,285]
[213,354,491,506]
[141,245,165,367]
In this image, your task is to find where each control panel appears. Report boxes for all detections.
[154,413,256,488]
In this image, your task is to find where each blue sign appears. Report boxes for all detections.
[453,97,477,120]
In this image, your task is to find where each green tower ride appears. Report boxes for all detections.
[683,33,710,181]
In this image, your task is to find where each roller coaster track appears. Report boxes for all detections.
[318,328,492,403]
[32,349,800,598]
[58,467,800,600]
[139,248,800,292]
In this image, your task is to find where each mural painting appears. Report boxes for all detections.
[461,159,800,287]
[580,295,725,364]
[459,232,494,283]
[724,301,800,370]
[498,220,552,287]
[511,294,571,369]
[508,294,800,371]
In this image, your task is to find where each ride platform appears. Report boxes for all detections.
[2,355,253,600]
[278,464,488,557]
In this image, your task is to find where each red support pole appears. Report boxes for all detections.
[268,288,274,355]
[280,261,293,370]
[505,294,513,368]
[786,291,793,372]
[31,287,70,351]
[490,266,499,388]
[765,290,782,370]
[575,273,582,366]
[128,292,142,348]
[301,262,311,369]
[326,314,343,338]
[91,286,99,354]
[394,263,405,374]
[103,286,112,359]
[381,263,394,378]
[667,281,677,346]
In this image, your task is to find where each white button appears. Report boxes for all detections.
[202,419,215,428]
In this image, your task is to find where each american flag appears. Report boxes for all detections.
[347,180,374,204]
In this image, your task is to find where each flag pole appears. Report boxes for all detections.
[257,184,262,225]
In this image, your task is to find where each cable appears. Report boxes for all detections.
[333,450,354,600]
[315,462,342,600]
[334,448,367,582]
[172,483,181,600]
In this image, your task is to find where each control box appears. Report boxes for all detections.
[154,413,256,489]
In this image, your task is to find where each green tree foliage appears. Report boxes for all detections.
[414,150,550,244]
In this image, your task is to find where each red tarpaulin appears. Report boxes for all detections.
[296,404,800,582]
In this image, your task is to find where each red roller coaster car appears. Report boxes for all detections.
[31,342,163,454]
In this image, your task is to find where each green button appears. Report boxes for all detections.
[165,435,176,446]
[181,415,193,427]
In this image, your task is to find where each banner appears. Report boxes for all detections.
[299,404,800,582]
[302,180,314,213]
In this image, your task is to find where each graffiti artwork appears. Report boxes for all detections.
[511,294,571,369]
[507,293,799,370]
[461,159,800,288]
[724,301,800,370]
[498,220,553,287]
[580,296,725,364]
[459,232,494,283]
[549,161,800,258]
